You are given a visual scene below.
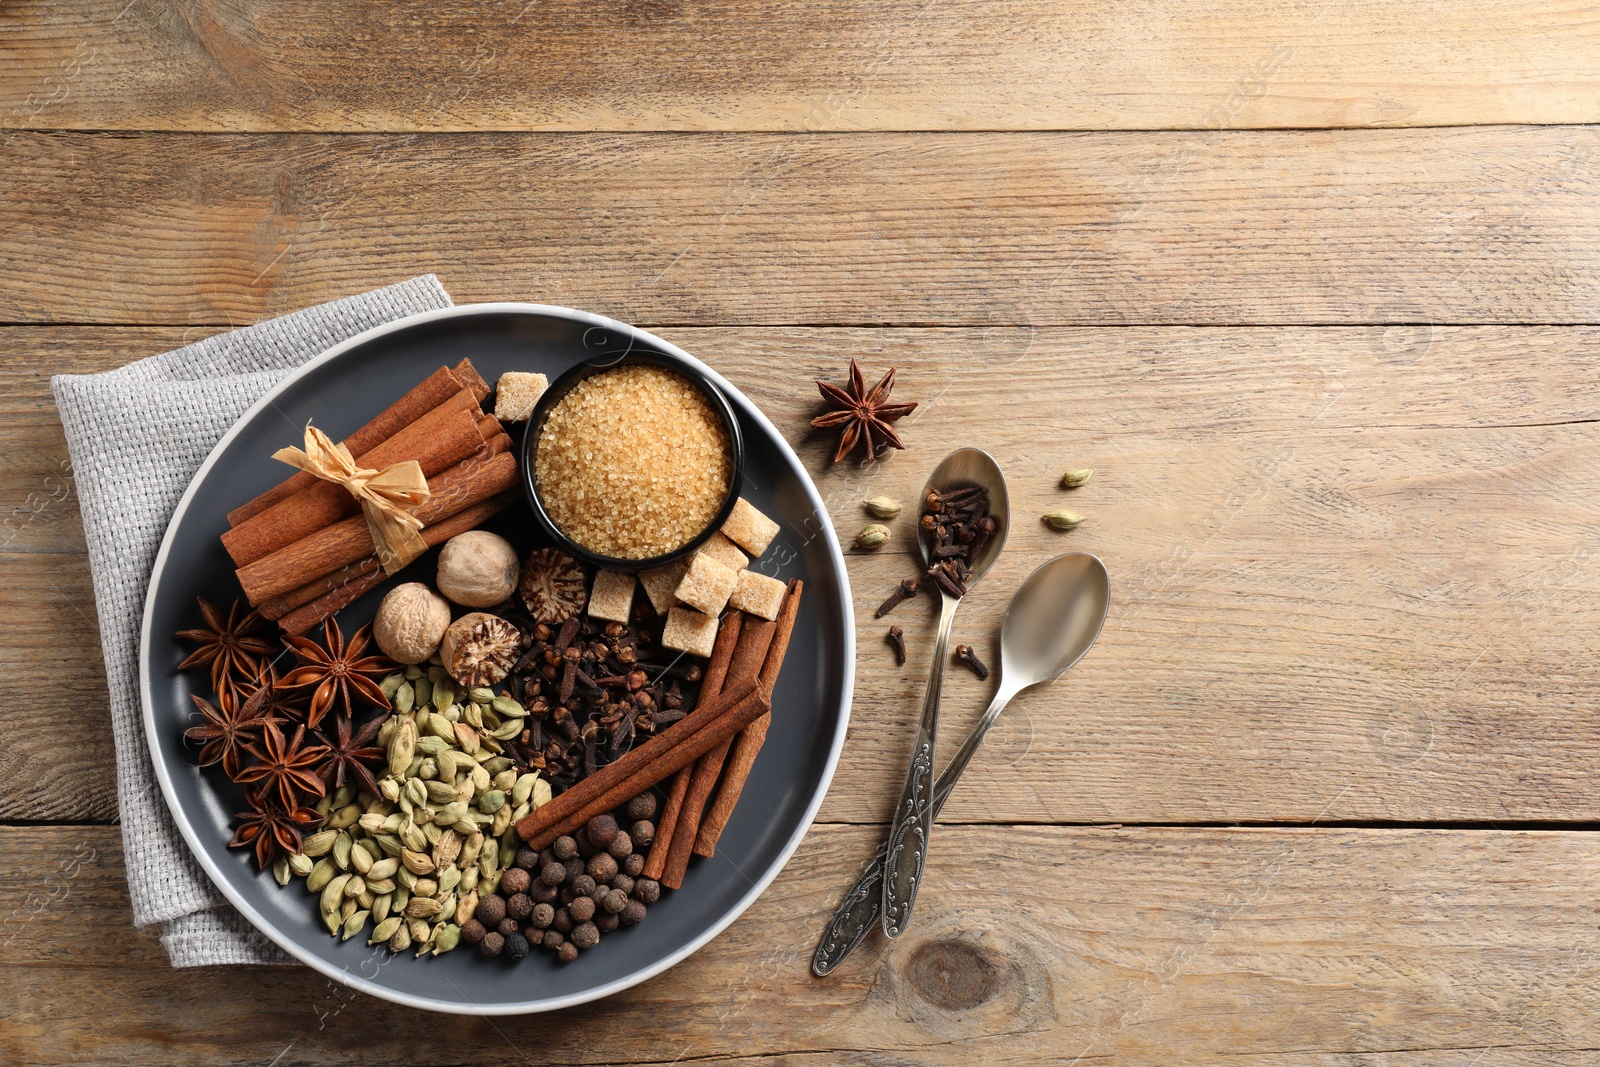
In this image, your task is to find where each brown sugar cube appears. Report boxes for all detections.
[639,559,689,615]
[696,532,749,573]
[587,569,636,623]
[661,606,719,658]
[674,552,738,616]
[729,569,786,621]
[722,497,780,556]
[492,372,548,422]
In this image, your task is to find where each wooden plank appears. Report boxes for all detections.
[4,1,1600,132]
[7,324,1600,824]
[4,824,1600,1062]
[3,127,1598,327]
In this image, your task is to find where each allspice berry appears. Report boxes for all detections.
[595,912,620,933]
[571,921,601,949]
[623,853,645,877]
[531,880,559,904]
[621,899,647,926]
[436,530,520,608]
[552,835,579,861]
[602,889,628,915]
[606,831,633,861]
[475,894,507,927]
[540,860,567,886]
[542,929,564,951]
[570,874,596,898]
[500,867,531,895]
[480,931,505,958]
[553,907,574,934]
[506,892,533,921]
[626,794,658,821]
[630,820,656,849]
[461,919,487,945]
[558,941,579,963]
[497,917,520,939]
[505,932,530,962]
[514,846,540,871]
[611,874,634,898]
[530,902,555,930]
[633,878,661,905]
[564,856,586,882]
[568,895,596,922]
[586,814,619,849]
[372,583,452,665]
[587,852,618,883]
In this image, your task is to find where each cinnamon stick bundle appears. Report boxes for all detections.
[273,490,518,634]
[226,359,489,526]
[515,680,771,852]
[222,390,496,567]
[643,611,743,882]
[693,580,802,857]
[236,450,519,604]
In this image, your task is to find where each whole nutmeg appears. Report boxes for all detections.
[440,612,521,688]
[436,531,520,608]
[586,814,619,849]
[372,583,451,664]
[570,921,601,949]
[568,895,596,922]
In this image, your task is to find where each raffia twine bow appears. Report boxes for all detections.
[273,424,431,575]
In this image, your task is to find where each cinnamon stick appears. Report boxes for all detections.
[664,617,777,884]
[226,365,467,526]
[236,449,519,604]
[516,680,770,851]
[271,490,518,633]
[643,612,743,881]
[694,580,803,856]
[451,357,491,404]
[221,390,490,567]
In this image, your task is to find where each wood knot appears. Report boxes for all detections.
[904,939,1002,1011]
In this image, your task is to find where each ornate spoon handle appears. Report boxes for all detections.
[880,591,958,938]
[814,683,1018,975]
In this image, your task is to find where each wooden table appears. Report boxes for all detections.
[5,2,1600,1061]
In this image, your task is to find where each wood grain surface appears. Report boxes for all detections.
[5,824,1600,1063]
[7,324,1600,825]
[3,126,1598,326]
[4,1,1600,132]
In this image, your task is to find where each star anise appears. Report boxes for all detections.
[313,713,386,799]
[183,684,280,780]
[810,359,918,464]
[279,618,393,729]
[235,721,329,809]
[174,597,277,699]
[237,661,310,725]
[230,787,322,870]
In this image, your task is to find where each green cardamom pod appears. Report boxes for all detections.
[432,923,461,955]
[367,857,399,881]
[865,496,902,519]
[372,892,392,925]
[344,874,366,899]
[530,778,553,809]
[855,523,891,549]
[301,829,338,858]
[412,676,432,708]
[470,764,491,792]
[491,769,517,793]
[365,876,396,895]
[321,873,351,915]
[341,909,370,941]
[438,865,462,895]
[482,756,513,776]
[271,856,291,887]
[401,847,436,876]
[321,906,342,937]
[350,844,374,876]
[415,735,449,757]
[387,925,411,954]
[380,672,405,700]
[306,858,336,893]
[374,833,405,858]
[1042,508,1085,531]
[424,779,457,805]
[370,916,403,946]
[332,832,353,871]
[427,716,458,742]
[392,886,411,913]
[393,681,415,715]
[431,677,455,709]
[387,719,417,777]
[288,852,315,878]
[328,803,362,831]
[1061,467,1094,488]
[377,777,402,803]
[468,686,495,705]
[478,789,506,815]
[491,695,524,719]
[357,812,387,835]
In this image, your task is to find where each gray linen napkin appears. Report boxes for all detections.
[51,276,454,966]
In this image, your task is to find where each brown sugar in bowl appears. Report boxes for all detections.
[520,353,744,569]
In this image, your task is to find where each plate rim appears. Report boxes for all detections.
[138,301,855,1014]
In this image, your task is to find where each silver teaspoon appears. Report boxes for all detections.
[816,552,1110,975]
[881,447,1009,938]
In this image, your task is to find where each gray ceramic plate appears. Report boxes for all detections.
[139,303,854,1014]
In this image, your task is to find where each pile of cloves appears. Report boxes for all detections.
[490,602,703,795]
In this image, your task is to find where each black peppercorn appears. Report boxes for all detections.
[552,835,579,861]
[514,846,540,871]
[626,793,658,821]
[507,892,533,921]
[531,880,559,904]
[595,911,620,933]
[500,867,531,895]
[558,941,579,963]
[480,932,505,958]
[569,895,596,922]
[475,894,507,927]
[553,906,574,934]
[587,853,618,883]
[633,878,661,905]
[611,873,634,897]
[607,831,633,860]
[461,918,487,945]
[505,932,530,962]
[624,852,645,877]
[602,888,628,915]
[621,899,647,926]
[586,814,619,849]
[630,820,655,848]
[571,921,601,949]
[571,874,596,898]
[497,917,520,939]
[542,929,564,951]
[539,860,567,886]
[530,902,555,930]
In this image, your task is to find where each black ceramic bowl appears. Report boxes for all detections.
[519,350,745,570]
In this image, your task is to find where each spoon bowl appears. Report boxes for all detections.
[916,447,1010,587]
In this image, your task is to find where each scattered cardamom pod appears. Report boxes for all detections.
[341,909,370,941]
[370,916,403,946]
[864,496,902,519]
[1043,508,1085,531]
[855,523,891,550]
[1061,467,1094,488]
[302,830,338,858]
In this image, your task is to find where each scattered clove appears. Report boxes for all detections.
[886,625,906,666]
[875,577,919,618]
[953,644,988,680]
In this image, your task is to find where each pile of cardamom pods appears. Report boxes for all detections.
[269,658,552,958]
